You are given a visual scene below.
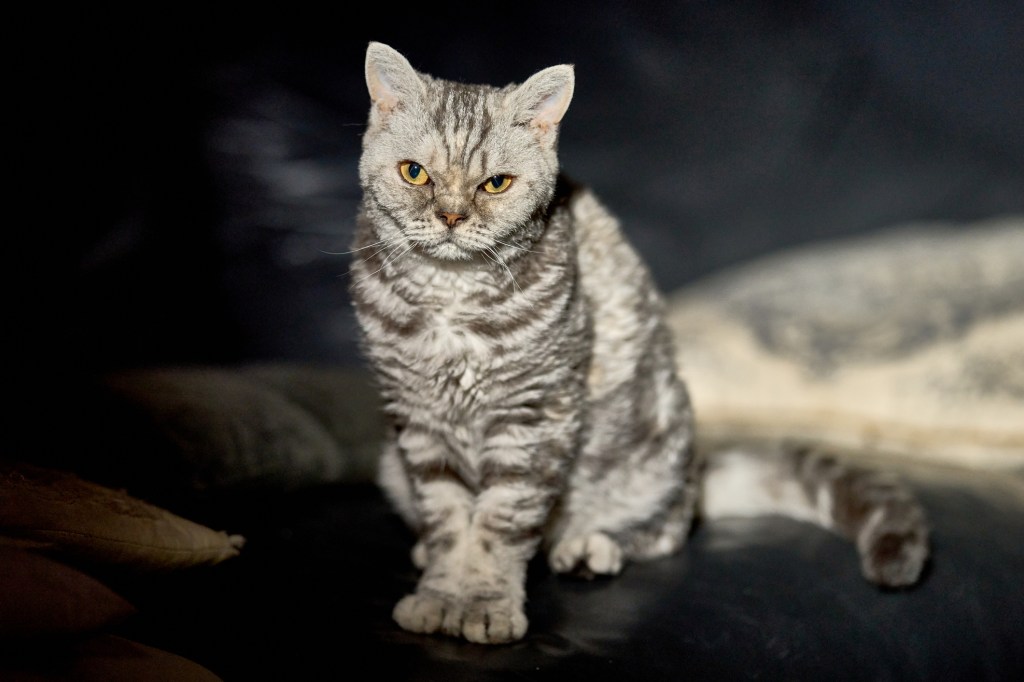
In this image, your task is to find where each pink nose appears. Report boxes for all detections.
[437,211,466,228]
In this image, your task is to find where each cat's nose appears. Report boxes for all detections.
[437,211,466,228]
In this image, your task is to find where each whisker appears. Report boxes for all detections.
[485,246,522,294]
[365,239,402,262]
[319,240,388,256]
[352,242,415,285]
[337,237,404,278]
[492,237,536,254]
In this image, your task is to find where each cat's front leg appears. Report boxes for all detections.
[393,480,536,644]
[391,423,564,644]
[393,484,537,644]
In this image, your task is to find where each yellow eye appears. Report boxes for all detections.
[481,175,513,194]
[399,161,430,186]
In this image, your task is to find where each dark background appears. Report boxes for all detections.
[69,1,1023,376]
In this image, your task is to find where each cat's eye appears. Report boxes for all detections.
[399,161,430,186]
[481,175,513,194]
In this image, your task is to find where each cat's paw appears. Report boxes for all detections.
[548,532,624,577]
[858,518,930,588]
[410,541,428,570]
[392,592,528,644]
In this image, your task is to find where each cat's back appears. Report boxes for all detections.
[569,185,651,291]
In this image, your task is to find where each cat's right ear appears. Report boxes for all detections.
[365,42,425,119]
[508,64,575,140]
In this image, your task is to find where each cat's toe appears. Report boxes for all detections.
[549,532,624,577]
[549,536,585,574]
[584,532,624,574]
[393,593,448,634]
[411,541,428,570]
[860,527,930,588]
[461,598,528,644]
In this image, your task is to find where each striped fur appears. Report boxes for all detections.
[350,43,928,644]
[701,444,929,587]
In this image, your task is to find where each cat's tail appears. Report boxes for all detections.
[698,443,930,588]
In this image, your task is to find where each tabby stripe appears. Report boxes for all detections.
[477,523,543,546]
[480,465,565,492]
[461,110,491,169]
[354,295,423,337]
[407,461,464,486]
[465,285,573,339]
[365,192,410,240]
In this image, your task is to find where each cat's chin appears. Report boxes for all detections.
[415,240,484,265]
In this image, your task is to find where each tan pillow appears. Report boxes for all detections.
[0,548,136,636]
[0,461,245,570]
[665,215,1024,471]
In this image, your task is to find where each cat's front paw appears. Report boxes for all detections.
[549,531,624,577]
[392,592,528,644]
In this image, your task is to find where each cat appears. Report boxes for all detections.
[348,41,929,644]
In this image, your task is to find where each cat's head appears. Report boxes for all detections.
[359,42,574,262]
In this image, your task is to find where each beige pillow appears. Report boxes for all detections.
[0,461,245,570]
[665,215,1024,471]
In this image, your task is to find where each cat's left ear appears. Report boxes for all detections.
[509,64,575,140]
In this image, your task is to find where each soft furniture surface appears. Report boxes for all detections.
[0,548,136,636]
[25,354,1021,679]
[101,365,382,491]
[109,464,1023,680]
[1,635,224,682]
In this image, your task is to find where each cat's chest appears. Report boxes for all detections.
[405,271,497,360]
[357,257,572,416]
[362,265,507,382]
[394,298,500,421]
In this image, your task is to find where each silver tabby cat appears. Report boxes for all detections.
[349,42,929,644]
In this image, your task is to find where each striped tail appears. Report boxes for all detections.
[699,443,930,588]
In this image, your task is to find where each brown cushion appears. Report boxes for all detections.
[0,548,136,636]
[665,215,1024,470]
[0,461,245,571]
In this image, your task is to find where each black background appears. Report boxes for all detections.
[68,1,1024,373]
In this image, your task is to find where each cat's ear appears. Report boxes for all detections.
[365,42,426,118]
[509,64,575,138]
